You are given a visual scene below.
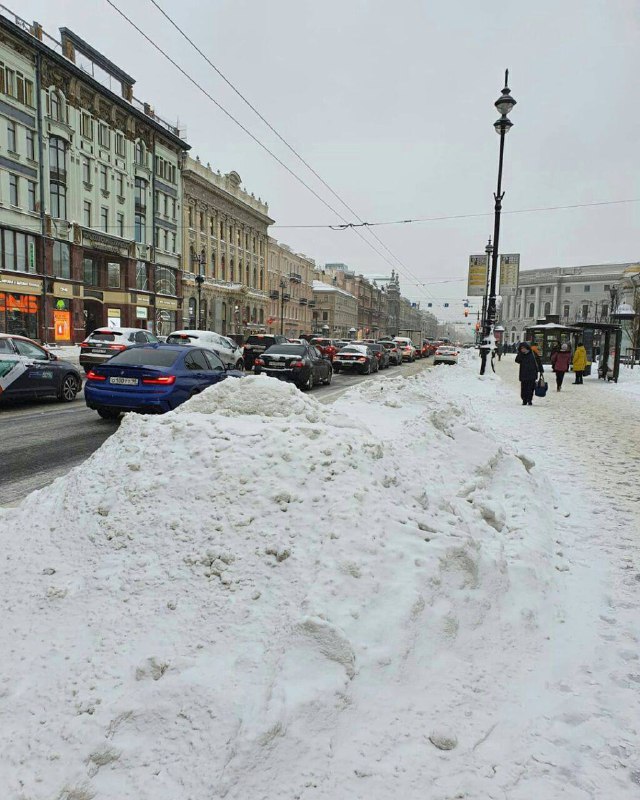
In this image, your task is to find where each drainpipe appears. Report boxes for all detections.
[35,50,47,342]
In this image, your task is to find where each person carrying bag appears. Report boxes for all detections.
[551,342,571,391]
[515,342,544,406]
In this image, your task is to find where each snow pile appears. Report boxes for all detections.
[0,366,624,798]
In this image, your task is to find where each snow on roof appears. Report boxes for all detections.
[312,279,356,299]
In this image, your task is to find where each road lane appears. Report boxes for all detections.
[0,358,433,505]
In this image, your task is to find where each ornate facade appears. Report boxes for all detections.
[266,239,317,337]
[181,157,272,338]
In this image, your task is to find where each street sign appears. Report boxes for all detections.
[499,254,520,296]
[467,255,488,296]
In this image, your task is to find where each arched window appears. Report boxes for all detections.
[563,304,570,318]
[528,303,535,317]
[229,258,234,282]
[260,269,264,290]
[134,140,145,166]
[220,221,225,240]
[246,264,250,286]
[220,255,226,281]
[49,90,63,121]
[245,305,250,323]
[253,268,257,288]
[259,308,264,324]
[252,306,257,322]
[211,251,216,277]
[188,297,196,327]
[543,301,551,316]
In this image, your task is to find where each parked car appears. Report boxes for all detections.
[367,342,390,369]
[433,346,460,365]
[253,343,332,390]
[393,337,417,362]
[79,327,159,373]
[334,340,350,350]
[333,344,379,375]
[243,334,288,371]
[378,340,403,366]
[84,344,242,419]
[165,329,244,370]
[309,337,339,362]
[0,333,82,404]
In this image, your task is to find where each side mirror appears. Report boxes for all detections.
[48,351,58,361]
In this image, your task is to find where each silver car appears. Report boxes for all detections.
[79,327,159,372]
[165,329,245,370]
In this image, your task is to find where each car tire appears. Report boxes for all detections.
[58,373,80,402]
[333,364,341,373]
[304,372,314,391]
[235,358,244,371]
[324,369,332,386]
[97,408,121,420]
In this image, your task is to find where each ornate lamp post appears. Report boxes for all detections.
[192,251,205,331]
[480,70,516,375]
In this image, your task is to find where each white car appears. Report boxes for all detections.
[393,337,416,362]
[166,329,244,370]
[433,346,459,365]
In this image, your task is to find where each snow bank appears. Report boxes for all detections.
[0,365,597,798]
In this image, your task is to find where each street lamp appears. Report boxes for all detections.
[192,251,205,331]
[279,277,290,335]
[480,70,516,375]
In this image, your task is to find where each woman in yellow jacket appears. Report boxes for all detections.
[572,342,588,384]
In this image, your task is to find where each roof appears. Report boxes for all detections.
[312,280,356,300]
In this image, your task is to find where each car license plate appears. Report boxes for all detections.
[109,377,138,385]
[342,359,356,364]
[267,364,284,369]
[93,348,109,354]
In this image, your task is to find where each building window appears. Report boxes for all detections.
[50,182,66,219]
[100,165,108,193]
[49,90,61,120]
[83,200,91,227]
[565,286,571,293]
[7,120,16,152]
[9,174,18,206]
[171,232,176,253]
[134,213,145,244]
[322,311,328,321]
[117,212,124,238]
[52,241,71,279]
[83,257,98,286]
[134,140,145,166]
[101,207,108,233]
[16,74,34,107]
[582,304,589,319]
[107,262,120,288]
[209,218,214,236]
[220,221,225,240]
[543,301,551,316]
[27,180,36,212]
[163,230,168,252]
[155,266,177,295]
[584,285,590,292]
[601,304,608,318]
[135,177,147,210]
[188,206,193,228]
[49,136,66,181]
[199,212,204,230]
[81,112,93,140]
[98,123,110,149]
[117,173,125,197]
[604,284,610,291]
[545,287,552,294]
[528,302,535,317]
[1,230,36,273]
[171,198,176,220]
[26,128,35,160]
[136,261,148,290]
[82,157,91,184]
[115,132,125,157]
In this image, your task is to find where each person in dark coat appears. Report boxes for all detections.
[515,342,543,405]
[550,342,571,391]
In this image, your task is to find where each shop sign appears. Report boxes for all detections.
[156,296,178,310]
[28,240,36,270]
[107,308,121,329]
[54,310,71,341]
[55,298,69,311]
[136,306,148,320]
[83,230,128,256]
[52,281,73,297]
[0,274,42,295]
[132,293,150,305]
[499,254,520,297]
[467,255,488,297]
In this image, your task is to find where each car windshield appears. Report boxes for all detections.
[312,340,330,347]
[340,346,365,353]
[90,331,121,341]
[106,348,179,367]
[265,345,306,355]
[166,334,197,344]
[246,336,275,346]
[368,344,382,352]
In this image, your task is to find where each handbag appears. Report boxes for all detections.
[534,376,548,397]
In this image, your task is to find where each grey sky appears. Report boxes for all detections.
[17,0,640,321]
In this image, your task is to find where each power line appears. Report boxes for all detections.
[142,0,434,297]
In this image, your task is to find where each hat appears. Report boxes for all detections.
[560,343,568,351]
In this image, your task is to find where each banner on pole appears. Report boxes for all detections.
[467,255,488,296]
[499,254,520,296]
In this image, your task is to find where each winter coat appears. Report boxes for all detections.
[515,347,542,382]
[551,350,571,373]
[572,346,588,371]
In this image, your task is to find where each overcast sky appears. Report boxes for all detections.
[18,0,640,321]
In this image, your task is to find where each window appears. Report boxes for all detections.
[100,164,108,192]
[117,212,124,238]
[52,241,70,279]
[199,212,204,230]
[155,266,177,295]
[82,157,91,184]
[117,173,124,197]
[107,263,120,288]
[601,304,608,318]
[135,177,147,210]
[81,112,93,139]
[322,311,328,321]
[83,200,91,227]
[50,182,66,218]
[543,302,551,316]
[5,67,14,97]
[604,284,610,291]
[98,123,110,148]
[528,303,535,317]
[209,218,215,236]
[584,285,590,292]
[185,350,209,371]
[49,90,64,121]
[154,227,160,248]
[163,230,168,251]
[14,339,47,360]
[7,120,16,152]
[188,206,193,228]
[545,287,552,294]
[115,132,125,157]
[164,195,169,217]
[134,140,145,165]
[1,230,35,272]
[134,213,145,244]
[204,351,224,371]
[171,198,176,220]
[220,221,225,240]
[135,261,148,290]
[101,207,108,233]
[27,181,36,212]
[171,233,176,253]
[9,175,18,206]
[49,136,66,180]
[26,128,35,160]
[24,79,34,107]
[565,286,571,293]
[83,258,98,286]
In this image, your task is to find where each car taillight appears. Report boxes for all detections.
[291,360,304,368]
[108,344,126,351]
[80,342,90,349]
[86,370,106,381]
[375,352,381,358]
[141,375,176,385]
[255,358,265,366]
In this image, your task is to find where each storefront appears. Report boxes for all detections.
[0,273,43,340]
[155,295,180,336]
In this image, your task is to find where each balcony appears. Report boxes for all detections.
[299,297,308,306]
[269,290,280,300]
[289,272,302,283]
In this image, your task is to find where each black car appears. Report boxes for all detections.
[243,334,288,371]
[0,334,82,404]
[80,327,159,373]
[367,343,390,369]
[253,343,332,390]
[332,345,379,375]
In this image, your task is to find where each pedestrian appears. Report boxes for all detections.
[515,342,544,405]
[496,342,503,361]
[572,341,588,384]
[551,342,571,391]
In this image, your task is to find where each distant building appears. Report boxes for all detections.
[267,240,316,337]
[0,9,189,342]
[311,280,358,337]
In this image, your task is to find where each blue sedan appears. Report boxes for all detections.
[84,343,242,420]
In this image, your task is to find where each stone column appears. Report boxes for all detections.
[552,283,559,315]
[534,285,541,319]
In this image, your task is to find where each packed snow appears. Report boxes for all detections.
[1,356,638,799]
